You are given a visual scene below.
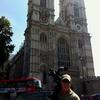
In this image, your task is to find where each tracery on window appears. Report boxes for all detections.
[40,33,47,43]
[57,38,70,69]
[74,4,79,17]
[65,6,67,20]
[40,0,46,8]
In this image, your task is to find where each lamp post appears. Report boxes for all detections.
[80,57,85,79]
[80,57,87,95]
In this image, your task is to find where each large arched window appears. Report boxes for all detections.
[40,33,47,43]
[57,38,70,69]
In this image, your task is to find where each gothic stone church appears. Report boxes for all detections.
[9,0,97,95]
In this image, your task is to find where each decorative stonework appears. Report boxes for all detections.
[9,0,97,96]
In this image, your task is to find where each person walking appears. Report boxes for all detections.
[51,73,80,100]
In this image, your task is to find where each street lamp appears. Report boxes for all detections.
[80,57,85,79]
[79,57,87,95]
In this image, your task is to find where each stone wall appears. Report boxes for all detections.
[85,76,100,95]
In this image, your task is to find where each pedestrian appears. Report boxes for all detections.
[51,73,80,100]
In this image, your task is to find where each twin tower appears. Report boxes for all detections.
[23,0,95,92]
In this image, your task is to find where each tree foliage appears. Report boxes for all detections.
[0,16,14,69]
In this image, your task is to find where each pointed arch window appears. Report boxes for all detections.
[40,33,47,43]
[57,38,70,69]
[40,0,46,8]
[74,4,79,17]
[78,40,83,49]
[65,6,68,20]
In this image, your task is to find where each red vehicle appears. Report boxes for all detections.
[0,77,42,93]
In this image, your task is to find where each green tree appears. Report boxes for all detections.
[0,16,14,71]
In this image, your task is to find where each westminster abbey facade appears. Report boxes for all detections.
[9,0,100,95]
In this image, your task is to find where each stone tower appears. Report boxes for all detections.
[24,0,55,88]
[59,0,88,33]
[58,0,95,78]
[24,0,95,91]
